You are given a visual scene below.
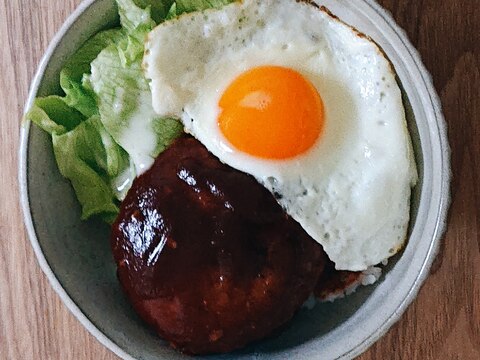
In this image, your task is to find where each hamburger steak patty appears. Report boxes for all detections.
[111,136,327,354]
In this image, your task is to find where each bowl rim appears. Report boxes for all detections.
[18,1,135,359]
[339,1,451,358]
[18,0,451,359]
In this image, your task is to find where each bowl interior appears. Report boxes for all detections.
[23,0,445,359]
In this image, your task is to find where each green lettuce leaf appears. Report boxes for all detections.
[28,0,238,223]
[117,0,156,34]
[167,0,235,18]
[115,0,158,64]
[52,115,131,222]
[152,117,184,156]
[93,0,236,173]
[88,40,183,173]
[26,96,85,135]
[60,28,124,117]
[131,0,175,24]
[87,22,183,174]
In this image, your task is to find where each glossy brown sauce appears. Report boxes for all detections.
[111,136,327,354]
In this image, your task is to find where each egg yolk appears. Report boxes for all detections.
[218,66,324,159]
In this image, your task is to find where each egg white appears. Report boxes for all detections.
[144,0,418,271]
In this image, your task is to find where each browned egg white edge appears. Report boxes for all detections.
[142,0,398,78]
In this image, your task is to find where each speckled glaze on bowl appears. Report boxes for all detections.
[19,0,450,359]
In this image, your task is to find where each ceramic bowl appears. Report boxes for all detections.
[19,0,450,359]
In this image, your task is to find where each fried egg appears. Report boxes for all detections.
[143,0,418,271]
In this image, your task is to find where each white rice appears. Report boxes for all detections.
[303,263,384,307]
[321,265,383,303]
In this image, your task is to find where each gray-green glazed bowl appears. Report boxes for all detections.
[19,0,450,359]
